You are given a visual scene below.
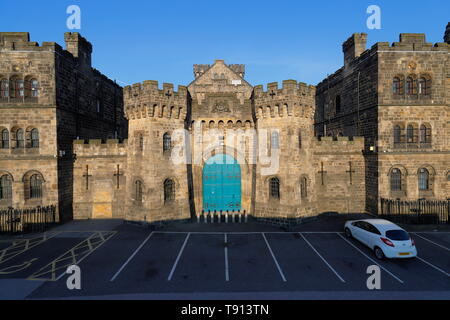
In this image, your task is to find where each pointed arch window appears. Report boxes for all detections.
[269,177,280,199]
[418,168,430,191]
[164,179,175,203]
[390,169,402,191]
[1,129,9,149]
[0,175,12,200]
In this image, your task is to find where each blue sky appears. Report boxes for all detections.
[0,0,448,87]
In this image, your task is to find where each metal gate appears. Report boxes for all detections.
[202,154,241,213]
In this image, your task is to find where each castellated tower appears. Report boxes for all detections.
[123,81,191,223]
[252,81,318,221]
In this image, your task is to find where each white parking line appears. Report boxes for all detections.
[167,233,191,281]
[224,234,229,282]
[110,232,154,282]
[262,233,287,282]
[416,256,450,278]
[299,233,346,283]
[413,233,450,251]
[152,231,344,235]
[337,233,404,284]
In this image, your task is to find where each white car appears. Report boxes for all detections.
[344,219,417,260]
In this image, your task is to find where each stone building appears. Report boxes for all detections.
[0,32,127,221]
[73,59,366,225]
[315,24,450,213]
[1,23,449,226]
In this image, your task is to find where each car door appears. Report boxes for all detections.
[365,223,381,249]
[351,222,365,242]
[357,222,372,246]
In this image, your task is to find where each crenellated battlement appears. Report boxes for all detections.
[73,139,128,157]
[313,136,365,152]
[253,80,316,119]
[123,81,188,121]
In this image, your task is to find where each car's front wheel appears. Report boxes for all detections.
[344,228,352,238]
[374,247,385,260]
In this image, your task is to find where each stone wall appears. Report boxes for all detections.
[73,139,127,219]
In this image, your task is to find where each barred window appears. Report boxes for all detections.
[300,177,307,199]
[419,125,431,144]
[271,131,279,149]
[393,77,401,94]
[406,125,416,143]
[269,177,280,199]
[393,125,402,144]
[135,180,143,202]
[30,79,39,97]
[0,79,9,98]
[163,133,171,151]
[0,175,12,200]
[164,179,175,203]
[30,174,43,199]
[16,129,24,148]
[418,168,430,191]
[10,78,24,98]
[31,128,39,148]
[390,169,402,191]
[406,77,414,95]
[1,129,9,149]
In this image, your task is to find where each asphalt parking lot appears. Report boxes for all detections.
[0,219,449,300]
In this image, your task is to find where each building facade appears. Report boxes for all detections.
[1,23,449,226]
[0,32,127,221]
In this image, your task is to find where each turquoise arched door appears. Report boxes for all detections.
[203,154,241,212]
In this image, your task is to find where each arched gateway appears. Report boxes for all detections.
[202,154,241,212]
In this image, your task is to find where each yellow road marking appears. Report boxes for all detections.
[27,231,116,281]
[0,258,38,275]
[0,232,59,266]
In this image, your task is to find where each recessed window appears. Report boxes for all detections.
[335,95,341,114]
[16,129,24,148]
[393,77,402,94]
[406,77,414,95]
[1,129,9,149]
[29,174,43,199]
[0,175,12,200]
[269,177,280,199]
[393,125,402,144]
[271,131,279,149]
[30,129,39,148]
[300,177,307,199]
[164,179,175,203]
[163,133,171,151]
[0,79,9,98]
[135,180,143,202]
[418,168,430,191]
[390,169,402,191]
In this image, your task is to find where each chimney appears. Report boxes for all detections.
[343,33,367,68]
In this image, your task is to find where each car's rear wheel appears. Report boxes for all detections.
[344,228,352,238]
[374,247,385,260]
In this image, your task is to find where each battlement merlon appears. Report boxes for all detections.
[123,81,188,103]
[253,80,316,104]
[73,139,128,157]
[343,33,367,67]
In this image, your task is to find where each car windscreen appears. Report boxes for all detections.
[386,230,410,241]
